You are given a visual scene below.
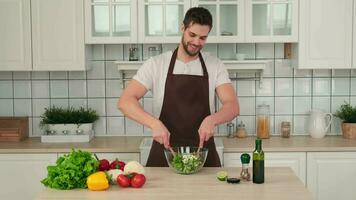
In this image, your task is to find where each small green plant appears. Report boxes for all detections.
[40,106,99,127]
[335,102,356,123]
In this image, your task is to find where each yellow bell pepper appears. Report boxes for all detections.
[87,171,109,191]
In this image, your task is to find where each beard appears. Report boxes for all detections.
[181,36,202,57]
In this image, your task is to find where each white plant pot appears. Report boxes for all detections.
[45,123,93,135]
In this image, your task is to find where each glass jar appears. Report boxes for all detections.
[281,121,291,138]
[227,122,235,138]
[257,104,270,139]
[129,47,139,61]
[148,46,160,58]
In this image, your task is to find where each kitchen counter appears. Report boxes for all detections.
[0,135,356,153]
[35,167,313,200]
[223,136,356,152]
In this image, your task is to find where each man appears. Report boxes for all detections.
[118,7,239,167]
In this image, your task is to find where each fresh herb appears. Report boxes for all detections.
[41,149,99,190]
[335,102,356,123]
[171,153,203,174]
[40,106,99,127]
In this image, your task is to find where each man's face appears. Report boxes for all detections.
[181,23,210,57]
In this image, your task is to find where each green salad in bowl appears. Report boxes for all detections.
[164,147,208,174]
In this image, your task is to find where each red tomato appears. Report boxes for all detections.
[110,159,125,170]
[117,174,131,187]
[131,174,146,188]
[98,159,110,171]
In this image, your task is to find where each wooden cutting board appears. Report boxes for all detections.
[0,117,29,142]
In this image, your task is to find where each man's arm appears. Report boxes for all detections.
[198,83,239,147]
[118,80,170,148]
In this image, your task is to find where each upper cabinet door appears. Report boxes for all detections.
[31,0,86,71]
[0,0,31,71]
[85,0,138,43]
[245,0,298,42]
[295,0,352,69]
[138,0,190,43]
[191,0,245,43]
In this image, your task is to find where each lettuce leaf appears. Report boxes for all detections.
[41,149,99,190]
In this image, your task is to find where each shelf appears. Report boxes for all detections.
[115,60,272,88]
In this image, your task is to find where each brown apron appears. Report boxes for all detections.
[146,48,221,167]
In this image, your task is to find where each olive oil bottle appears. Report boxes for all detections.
[253,138,264,184]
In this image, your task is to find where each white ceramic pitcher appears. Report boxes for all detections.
[308,110,333,138]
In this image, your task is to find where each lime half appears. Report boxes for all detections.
[216,171,228,181]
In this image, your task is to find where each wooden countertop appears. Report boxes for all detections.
[36,167,313,200]
[0,136,356,153]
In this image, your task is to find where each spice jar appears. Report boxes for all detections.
[240,153,251,181]
[129,47,139,61]
[281,121,291,138]
[236,121,247,138]
[227,122,235,138]
[148,46,160,58]
[257,104,270,139]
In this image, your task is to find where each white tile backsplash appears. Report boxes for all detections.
[51,99,69,109]
[32,80,50,98]
[294,97,312,115]
[0,81,13,98]
[32,99,49,117]
[69,80,87,98]
[313,78,331,96]
[312,96,331,113]
[275,78,293,96]
[332,78,350,95]
[14,81,31,98]
[0,99,13,116]
[294,78,311,96]
[32,117,42,136]
[88,80,105,97]
[50,80,68,98]
[106,117,125,135]
[2,43,356,137]
[14,99,32,116]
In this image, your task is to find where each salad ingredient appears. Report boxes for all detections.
[106,169,124,184]
[87,171,109,191]
[117,174,131,187]
[216,171,228,181]
[110,159,125,170]
[124,161,145,175]
[41,149,99,190]
[99,159,110,171]
[171,153,202,174]
[131,174,146,188]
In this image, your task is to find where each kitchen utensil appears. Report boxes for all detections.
[164,146,208,174]
[308,110,332,138]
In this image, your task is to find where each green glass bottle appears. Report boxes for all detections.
[253,138,264,184]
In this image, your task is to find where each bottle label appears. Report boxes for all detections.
[253,160,264,184]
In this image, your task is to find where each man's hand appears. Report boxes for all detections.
[151,120,171,149]
[198,116,216,148]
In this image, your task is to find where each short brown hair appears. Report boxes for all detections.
[183,7,213,31]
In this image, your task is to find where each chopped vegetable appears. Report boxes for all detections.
[171,153,203,174]
[41,149,99,190]
[87,171,109,191]
[216,171,228,181]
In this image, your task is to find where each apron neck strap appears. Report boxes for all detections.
[168,48,208,77]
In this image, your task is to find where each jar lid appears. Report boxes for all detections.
[240,153,250,164]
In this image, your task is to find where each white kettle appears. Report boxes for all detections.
[308,110,333,138]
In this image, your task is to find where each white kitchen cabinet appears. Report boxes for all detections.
[31,0,87,71]
[84,0,138,44]
[292,0,353,69]
[307,152,356,200]
[0,0,32,71]
[224,152,306,185]
[0,153,57,200]
[138,0,190,43]
[191,0,245,43]
[245,0,298,42]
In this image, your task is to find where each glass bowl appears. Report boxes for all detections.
[164,146,208,174]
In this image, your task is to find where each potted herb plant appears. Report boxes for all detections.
[335,102,356,139]
[40,106,99,135]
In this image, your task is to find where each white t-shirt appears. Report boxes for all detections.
[133,50,231,118]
